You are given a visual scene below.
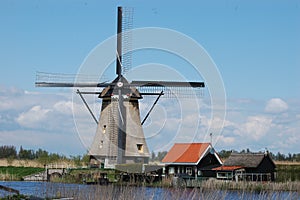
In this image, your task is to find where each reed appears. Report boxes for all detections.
[197,179,300,192]
[1,182,299,199]
[24,183,299,200]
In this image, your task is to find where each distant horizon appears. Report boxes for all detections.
[1,143,299,159]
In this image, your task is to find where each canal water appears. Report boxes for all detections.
[0,181,299,199]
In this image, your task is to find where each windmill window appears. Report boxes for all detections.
[100,140,103,148]
[103,125,106,134]
[137,144,143,153]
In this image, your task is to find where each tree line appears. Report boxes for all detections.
[1,145,300,163]
[0,145,65,160]
[0,145,89,165]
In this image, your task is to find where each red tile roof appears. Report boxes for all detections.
[162,143,211,163]
[212,166,243,171]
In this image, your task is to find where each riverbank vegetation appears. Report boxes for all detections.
[0,145,90,167]
[1,165,299,193]
[0,166,44,181]
[194,179,300,192]
[2,183,298,200]
[30,184,299,200]
[276,163,300,182]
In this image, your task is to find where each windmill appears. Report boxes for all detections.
[35,7,205,169]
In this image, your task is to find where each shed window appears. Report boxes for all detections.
[169,167,175,174]
[186,167,192,176]
[198,170,202,176]
[137,144,143,153]
[217,172,233,179]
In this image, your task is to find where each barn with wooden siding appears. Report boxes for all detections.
[213,152,276,181]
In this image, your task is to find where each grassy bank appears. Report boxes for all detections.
[0,166,44,181]
[276,163,300,182]
[50,168,116,184]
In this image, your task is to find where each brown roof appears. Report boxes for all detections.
[224,153,267,168]
[162,143,211,164]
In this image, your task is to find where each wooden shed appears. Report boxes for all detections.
[213,152,276,181]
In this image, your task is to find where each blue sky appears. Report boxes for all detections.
[0,1,299,155]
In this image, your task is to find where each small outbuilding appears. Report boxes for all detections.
[213,152,276,181]
[162,143,222,178]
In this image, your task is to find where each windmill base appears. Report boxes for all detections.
[89,155,149,169]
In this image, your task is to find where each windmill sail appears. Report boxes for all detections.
[36,72,204,95]
[35,72,109,87]
[121,7,133,74]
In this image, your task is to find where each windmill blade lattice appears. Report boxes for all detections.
[35,71,109,87]
[121,7,134,75]
[137,85,204,98]
[132,80,205,98]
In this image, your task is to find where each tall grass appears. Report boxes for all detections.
[276,164,300,182]
[198,179,300,192]
[30,183,299,200]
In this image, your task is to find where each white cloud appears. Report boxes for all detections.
[240,115,273,140]
[209,117,233,131]
[53,101,73,115]
[265,98,288,113]
[217,135,236,146]
[16,105,51,128]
